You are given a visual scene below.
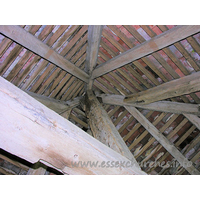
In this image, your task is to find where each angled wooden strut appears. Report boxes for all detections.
[85,25,103,89]
[91,25,200,78]
[124,71,200,104]
[0,25,89,83]
[0,77,145,175]
[26,91,82,119]
[125,106,200,175]
[85,90,142,170]
[98,94,200,116]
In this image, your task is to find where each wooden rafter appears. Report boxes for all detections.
[0,76,145,175]
[0,25,89,83]
[91,25,200,79]
[85,25,103,89]
[98,94,200,116]
[26,91,82,115]
[125,106,200,175]
[124,71,200,104]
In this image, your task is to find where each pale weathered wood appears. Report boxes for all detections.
[26,91,81,114]
[98,94,200,115]
[85,25,103,90]
[125,106,200,175]
[124,71,200,104]
[85,90,141,170]
[91,25,200,78]
[0,77,145,175]
[85,25,103,74]
[0,25,89,83]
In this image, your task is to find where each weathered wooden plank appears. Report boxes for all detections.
[25,91,81,114]
[98,94,200,116]
[85,25,103,74]
[125,106,200,175]
[91,25,200,78]
[0,25,89,83]
[124,71,200,104]
[85,25,103,90]
[85,90,142,171]
[0,77,145,175]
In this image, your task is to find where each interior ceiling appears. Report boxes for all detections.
[0,25,200,175]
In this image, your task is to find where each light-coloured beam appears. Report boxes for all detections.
[0,25,89,83]
[98,94,200,116]
[125,106,200,175]
[85,25,103,90]
[0,77,145,175]
[26,91,81,114]
[91,25,200,78]
[85,90,141,170]
[124,71,200,104]
[85,25,103,74]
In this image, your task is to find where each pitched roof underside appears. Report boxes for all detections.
[0,25,200,175]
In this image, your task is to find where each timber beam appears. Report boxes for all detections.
[0,25,89,83]
[0,77,145,175]
[26,91,82,116]
[125,106,200,175]
[124,71,200,104]
[98,94,200,116]
[91,25,200,78]
[85,25,103,90]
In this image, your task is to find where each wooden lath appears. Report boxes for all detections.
[0,25,88,101]
[105,103,200,174]
[1,25,200,175]
[93,25,200,103]
[0,25,89,83]
[92,25,200,79]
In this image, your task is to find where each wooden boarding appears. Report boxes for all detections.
[0,77,145,175]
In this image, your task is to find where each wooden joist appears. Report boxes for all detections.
[125,106,200,175]
[124,71,200,104]
[0,25,89,83]
[98,94,200,116]
[91,25,200,78]
[0,77,145,175]
[85,90,141,170]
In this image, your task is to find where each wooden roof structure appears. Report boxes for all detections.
[0,25,200,175]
